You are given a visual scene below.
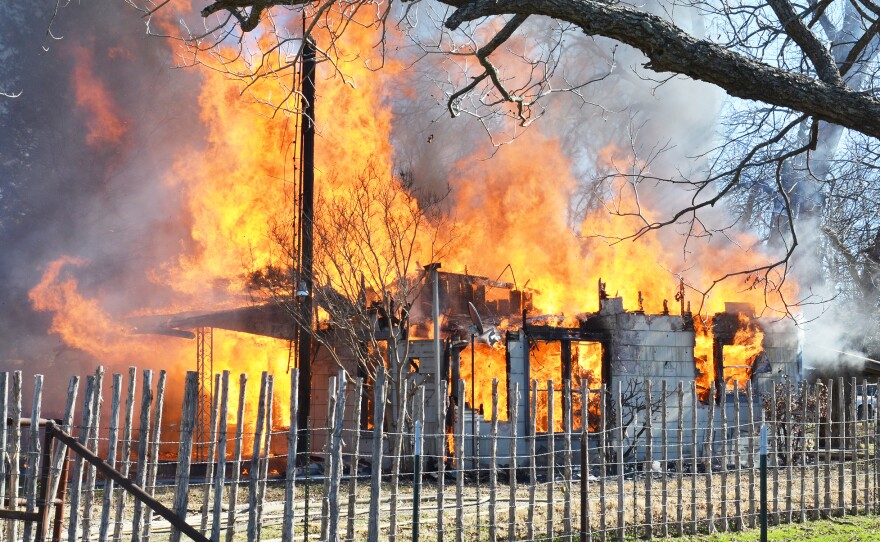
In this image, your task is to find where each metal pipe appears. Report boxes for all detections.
[760,423,768,541]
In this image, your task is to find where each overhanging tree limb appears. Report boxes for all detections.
[442,0,880,139]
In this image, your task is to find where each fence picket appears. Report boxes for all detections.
[838,376,845,515]
[705,381,715,534]
[509,381,520,542]
[66,373,93,542]
[142,370,167,542]
[0,372,7,525]
[225,374,248,542]
[345,377,363,542]
[367,372,387,542]
[676,381,684,537]
[489,378,499,542]
[200,373,221,535]
[98,374,122,542]
[455,379,465,542]
[690,382,697,534]
[785,382,793,524]
[616,383,624,541]
[645,379,653,540]
[580,380,591,542]
[22,374,43,542]
[131,369,153,542]
[563,379,573,541]
[389,378,408,542]
[82,366,105,541]
[733,382,742,531]
[599,384,606,542]
[813,382,821,519]
[661,380,668,538]
[851,377,858,515]
[863,378,870,515]
[248,372,270,542]
[257,375,274,540]
[113,367,138,542]
[213,371,232,542]
[720,382,727,533]
[771,383,780,524]
[328,373,348,542]
[824,378,833,517]
[437,379,448,542]
[528,379,537,542]
[747,381,755,529]
[800,383,808,523]
[547,380,556,541]
[321,376,338,542]
[169,372,199,542]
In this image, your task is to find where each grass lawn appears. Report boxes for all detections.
[665,515,880,541]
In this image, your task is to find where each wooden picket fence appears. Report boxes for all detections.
[1,367,879,541]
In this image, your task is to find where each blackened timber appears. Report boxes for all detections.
[297,38,317,455]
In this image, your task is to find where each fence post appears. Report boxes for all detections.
[98,374,122,542]
[850,377,858,515]
[0,372,8,519]
[169,371,199,542]
[367,371,387,542]
[143,370,167,542]
[580,380,590,542]
[389,378,407,542]
[22,374,44,542]
[414,419,422,542]
[747,381,756,528]
[527,379,537,542]
[705,381,715,534]
[113,367,137,542]
[212,371,232,542]
[455,379,465,542]
[824,378,833,517]
[82,366,104,542]
[690,382,697,535]
[489,378,499,542]
[437,379,448,542]
[345,377,363,542]
[838,376,845,516]
[720,382,728,532]
[785,381,795,523]
[563,379,573,541]
[676,381,684,537]
[226,374,248,542]
[199,373,221,535]
[248,372,270,542]
[598,384,606,542]
[329,372,348,542]
[131,369,153,542]
[644,379,653,540]
[661,380,668,538]
[616,382,624,541]
[509,381,519,542]
[547,380,556,541]
[282,369,300,542]
[66,374,93,542]
[733,382,743,530]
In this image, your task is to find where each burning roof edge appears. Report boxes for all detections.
[130,303,296,341]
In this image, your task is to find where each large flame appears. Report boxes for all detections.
[29,15,792,439]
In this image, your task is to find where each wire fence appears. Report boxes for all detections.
[1,367,878,541]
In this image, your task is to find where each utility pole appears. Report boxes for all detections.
[297,38,317,457]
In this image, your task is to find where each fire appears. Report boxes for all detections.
[70,43,129,147]
[722,314,764,390]
[28,10,795,445]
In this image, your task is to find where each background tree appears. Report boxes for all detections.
[249,161,453,432]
